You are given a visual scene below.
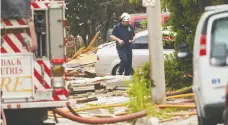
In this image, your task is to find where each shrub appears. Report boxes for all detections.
[164,53,192,91]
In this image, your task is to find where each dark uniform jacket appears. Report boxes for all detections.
[111,23,135,49]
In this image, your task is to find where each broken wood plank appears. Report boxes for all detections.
[76,97,98,104]
[71,47,85,59]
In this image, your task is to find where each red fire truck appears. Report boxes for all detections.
[1,0,76,124]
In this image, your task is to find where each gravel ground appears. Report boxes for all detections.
[60,75,223,125]
[46,118,131,125]
[45,116,198,125]
[160,116,198,125]
[46,115,225,125]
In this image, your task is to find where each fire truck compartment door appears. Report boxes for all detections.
[0,53,34,99]
[48,4,65,59]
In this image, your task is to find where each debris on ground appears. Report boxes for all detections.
[67,76,131,94]
[135,117,159,125]
[55,48,198,124]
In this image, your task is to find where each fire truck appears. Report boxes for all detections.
[1,0,76,124]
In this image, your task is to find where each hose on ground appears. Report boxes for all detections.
[157,104,195,108]
[67,106,81,117]
[166,111,197,116]
[70,103,127,113]
[1,109,7,125]
[166,99,195,104]
[53,108,146,124]
[166,93,194,100]
[166,87,192,97]
[52,110,59,123]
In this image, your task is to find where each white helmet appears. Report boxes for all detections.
[121,12,131,21]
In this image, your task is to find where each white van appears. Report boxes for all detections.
[178,5,228,125]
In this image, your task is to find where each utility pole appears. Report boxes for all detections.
[142,0,166,104]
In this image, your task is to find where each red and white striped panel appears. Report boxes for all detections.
[34,59,51,92]
[1,33,29,53]
[1,19,27,27]
[34,58,68,101]
[31,1,65,9]
[34,59,68,100]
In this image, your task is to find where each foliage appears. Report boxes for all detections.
[66,0,146,46]
[107,107,114,114]
[164,53,192,90]
[125,62,190,120]
[125,62,154,115]
[163,0,225,91]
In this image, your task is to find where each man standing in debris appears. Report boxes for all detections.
[110,12,136,76]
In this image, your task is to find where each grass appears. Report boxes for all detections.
[124,62,193,121]
[107,107,115,114]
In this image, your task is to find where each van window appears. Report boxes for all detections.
[211,17,228,49]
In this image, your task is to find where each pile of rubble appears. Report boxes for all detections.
[66,75,131,94]
[56,46,197,124]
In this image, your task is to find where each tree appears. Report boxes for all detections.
[65,0,106,46]
[65,0,145,46]
[129,0,227,89]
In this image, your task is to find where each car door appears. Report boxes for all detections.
[132,35,149,70]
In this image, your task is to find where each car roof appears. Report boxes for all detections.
[135,30,148,38]
[135,29,173,38]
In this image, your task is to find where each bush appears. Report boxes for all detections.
[164,53,192,91]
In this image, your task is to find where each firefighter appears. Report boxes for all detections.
[110,12,136,76]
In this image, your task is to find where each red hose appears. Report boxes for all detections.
[53,108,146,124]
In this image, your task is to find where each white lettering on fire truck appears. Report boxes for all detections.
[0,57,32,92]
[1,76,32,92]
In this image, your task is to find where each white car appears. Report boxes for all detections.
[95,30,175,76]
[178,5,228,125]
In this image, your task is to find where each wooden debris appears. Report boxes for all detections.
[82,31,100,53]
[71,47,85,60]
[166,112,197,116]
[76,97,98,104]
[159,117,176,123]
[68,76,131,94]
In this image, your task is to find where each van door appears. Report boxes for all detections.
[203,11,228,104]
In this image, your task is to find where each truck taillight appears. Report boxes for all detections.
[51,58,65,88]
[51,58,64,65]
[199,35,207,56]
[51,58,65,77]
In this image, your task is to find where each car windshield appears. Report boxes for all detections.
[211,17,228,51]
